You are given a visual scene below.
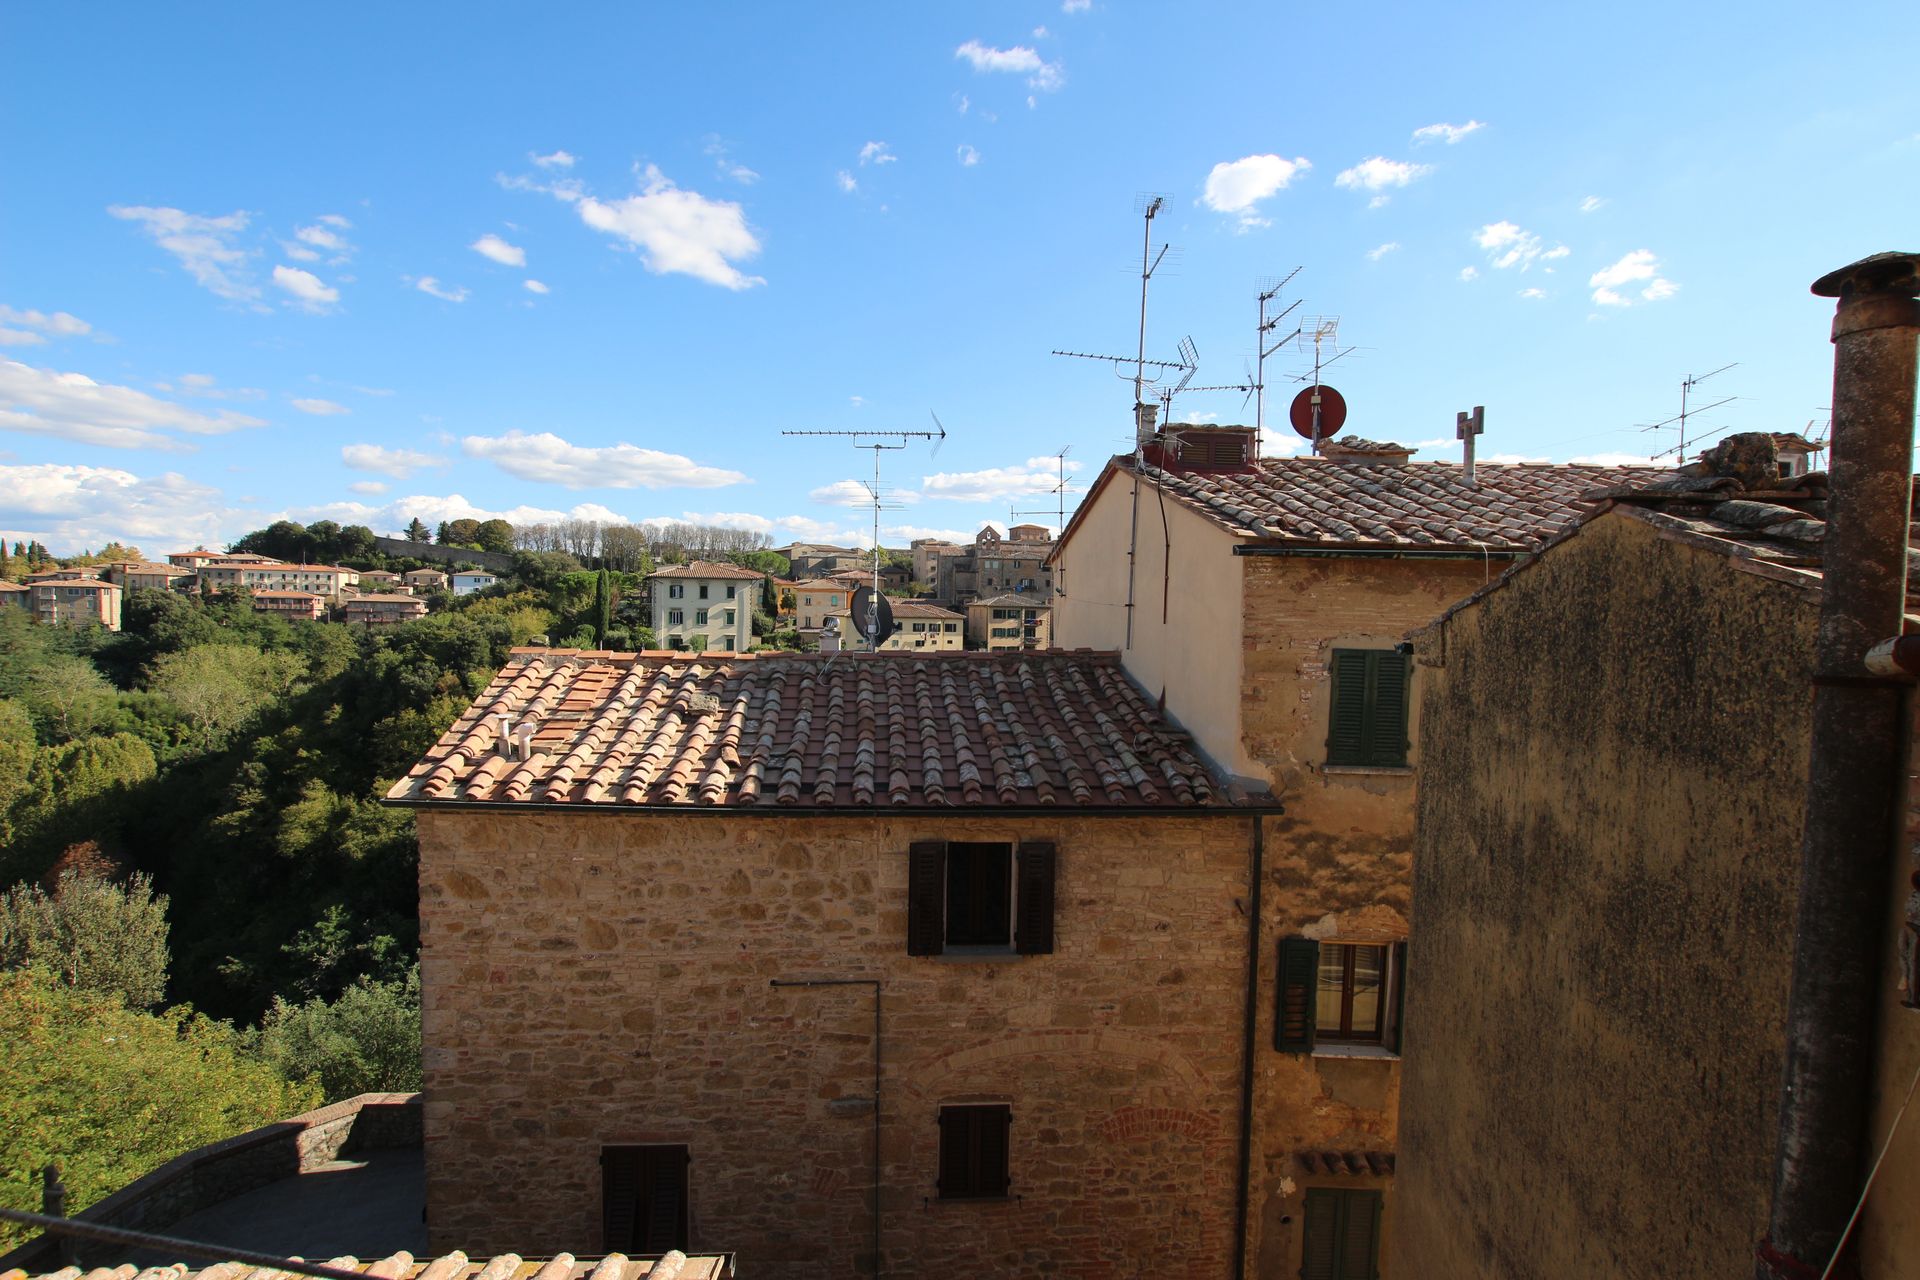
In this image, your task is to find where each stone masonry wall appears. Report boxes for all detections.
[418,810,1262,1278]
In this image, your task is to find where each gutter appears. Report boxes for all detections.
[1232,817,1265,1280]
[382,797,1288,819]
[1231,545,1527,561]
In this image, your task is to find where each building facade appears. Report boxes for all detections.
[250,589,325,621]
[390,649,1278,1276]
[99,561,189,593]
[824,600,963,651]
[964,595,1052,651]
[198,562,360,598]
[908,538,961,586]
[27,578,122,630]
[791,579,854,634]
[646,561,762,652]
[452,572,499,596]
[343,593,428,625]
[933,527,1056,604]
[403,569,450,594]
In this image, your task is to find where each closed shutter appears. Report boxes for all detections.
[1390,940,1409,1054]
[643,1149,688,1253]
[1301,1189,1340,1280]
[1368,652,1410,767]
[601,1147,643,1252]
[936,1108,970,1197]
[1275,936,1319,1053]
[1326,651,1371,764]
[977,1106,1012,1197]
[1338,1191,1382,1280]
[1014,841,1057,955]
[907,841,946,955]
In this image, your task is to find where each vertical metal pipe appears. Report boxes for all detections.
[1232,818,1266,1279]
[1757,252,1920,1279]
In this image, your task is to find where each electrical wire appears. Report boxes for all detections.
[0,1207,373,1280]
[1819,1056,1920,1280]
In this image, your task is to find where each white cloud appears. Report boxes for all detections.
[1579,195,1607,214]
[0,358,265,451]
[858,141,897,166]
[702,137,759,185]
[920,455,1086,503]
[1473,221,1568,271]
[283,243,321,263]
[1519,287,1548,299]
[471,233,526,267]
[318,214,352,229]
[1366,242,1400,261]
[532,150,577,169]
[1201,155,1311,230]
[1033,25,1049,37]
[1589,250,1677,306]
[108,206,258,302]
[849,395,865,408]
[523,279,550,294]
[1369,195,1390,210]
[1412,120,1485,145]
[0,329,42,347]
[0,462,243,551]
[0,306,91,339]
[810,478,920,508]
[956,94,970,114]
[342,443,447,478]
[957,144,980,167]
[169,372,264,401]
[272,265,339,311]
[412,276,469,303]
[837,170,858,193]
[1569,451,1661,466]
[1062,0,1091,11]
[954,39,1064,92]
[290,397,350,416]
[295,223,349,254]
[539,165,764,290]
[461,430,750,490]
[1482,452,1549,464]
[287,493,638,539]
[347,480,388,495]
[1459,266,1479,281]
[1335,157,1434,192]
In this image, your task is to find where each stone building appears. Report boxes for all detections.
[646,561,763,652]
[1395,439,1919,1278]
[27,576,122,630]
[388,648,1286,1276]
[790,578,855,634]
[1048,421,1646,1275]
[779,543,868,579]
[965,594,1052,651]
[933,526,1055,604]
[908,538,961,585]
[98,560,189,592]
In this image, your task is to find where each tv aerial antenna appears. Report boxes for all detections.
[780,416,947,650]
[1254,268,1304,434]
[1639,363,1739,461]
[1286,318,1359,452]
[1012,445,1075,539]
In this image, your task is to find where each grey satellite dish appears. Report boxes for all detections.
[849,585,896,645]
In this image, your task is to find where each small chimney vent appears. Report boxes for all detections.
[1134,400,1159,447]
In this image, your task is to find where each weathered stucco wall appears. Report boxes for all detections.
[1394,513,1817,1279]
[419,809,1270,1277]
[1051,471,1258,781]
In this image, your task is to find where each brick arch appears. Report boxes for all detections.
[900,1028,1209,1098]
[1097,1104,1222,1143]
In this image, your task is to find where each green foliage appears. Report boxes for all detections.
[228,520,378,566]
[3,734,158,879]
[403,517,431,543]
[147,645,307,743]
[473,519,515,554]
[0,872,170,1009]
[511,549,585,591]
[23,655,118,743]
[594,569,612,647]
[0,968,321,1251]
[259,966,421,1102]
[728,550,790,576]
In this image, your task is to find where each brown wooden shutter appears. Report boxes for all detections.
[1275,936,1318,1053]
[642,1149,688,1253]
[978,1106,1012,1197]
[1390,940,1409,1054]
[1326,650,1371,764]
[907,841,946,955]
[1338,1191,1383,1280]
[601,1147,643,1252]
[1014,841,1056,955]
[1368,652,1410,767]
[1301,1189,1340,1280]
[936,1107,969,1196]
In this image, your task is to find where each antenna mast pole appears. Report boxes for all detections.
[1135,197,1165,414]
[1255,268,1303,437]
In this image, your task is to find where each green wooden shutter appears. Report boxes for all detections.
[1390,940,1409,1054]
[1338,1191,1383,1280]
[907,841,946,955]
[1015,841,1057,955]
[1367,652,1410,767]
[1275,936,1319,1053]
[1301,1189,1340,1280]
[1327,651,1372,765]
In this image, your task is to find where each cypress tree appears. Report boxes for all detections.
[593,569,611,648]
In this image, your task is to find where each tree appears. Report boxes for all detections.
[441,518,482,547]
[0,871,170,1009]
[148,645,307,741]
[24,655,118,742]
[404,517,432,543]
[594,569,612,647]
[0,968,320,1251]
[259,966,421,1102]
[473,519,514,554]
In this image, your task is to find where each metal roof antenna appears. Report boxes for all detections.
[1255,268,1304,438]
[1639,362,1739,462]
[782,419,945,651]
[1290,317,1357,454]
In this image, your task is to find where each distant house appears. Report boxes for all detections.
[451,571,499,596]
[779,542,869,578]
[24,566,97,584]
[99,560,190,593]
[402,569,450,593]
[909,537,962,584]
[343,593,428,625]
[356,570,404,592]
[824,599,963,651]
[28,578,122,630]
[0,581,27,610]
[167,549,227,570]
[250,589,325,621]
[934,525,1056,603]
[965,593,1052,651]
[646,561,762,652]
[198,562,360,599]
[791,577,854,633]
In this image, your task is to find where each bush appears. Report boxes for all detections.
[0,871,170,1009]
[259,967,421,1102]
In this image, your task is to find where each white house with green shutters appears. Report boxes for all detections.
[644,560,763,652]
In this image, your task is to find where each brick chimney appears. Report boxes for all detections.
[1319,436,1417,466]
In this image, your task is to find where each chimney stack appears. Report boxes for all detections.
[1758,251,1920,1280]
[1134,400,1159,449]
[1456,406,1485,487]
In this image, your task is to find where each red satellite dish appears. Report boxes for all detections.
[1289,385,1348,441]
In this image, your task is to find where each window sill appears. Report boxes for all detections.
[1311,1043,1400,1061]
[1320,765,1414,778]
[933,947,1022,963]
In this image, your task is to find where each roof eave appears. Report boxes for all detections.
[384,795,1284,819]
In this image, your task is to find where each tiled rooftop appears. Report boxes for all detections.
[830,600,961,620]
[1108,454,1653,552]
[387,649,1255,811]
[969,593,1051,608]
[6,1252,731,1280]
[348,594,424,604]
[646,561,765,581]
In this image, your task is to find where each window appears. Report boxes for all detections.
[1326,649,1411,767]
[726,584,736,598]
[1300,1188,1382,1280]
[724,610,735,626]
[907,840,1054,956]
[937,1105,1011,1199]
[668,609,684,625]
[1275,937,1406,1054]
[944,623,958,633]
[669,583,684,599]
[695,609,708,625]
[698,584,710,599]
[602,1145,689,1254]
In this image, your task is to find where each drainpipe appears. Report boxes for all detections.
[1232,817,1265,1280]
[1756,252,1920,1280]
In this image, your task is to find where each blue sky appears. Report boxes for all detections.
[3,1,1915,555]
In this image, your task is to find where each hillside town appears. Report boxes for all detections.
[2,254,1915,1280]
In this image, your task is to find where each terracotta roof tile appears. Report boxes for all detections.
[7,1253,731,1280]
[1113,455,1654,552]
[387,649,1259,811]
[646,561,766,581]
